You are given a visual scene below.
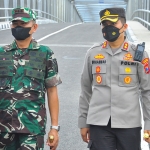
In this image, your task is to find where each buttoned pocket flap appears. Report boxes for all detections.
[0,68,13,76]
[25,69,44,80]
[25,61,46,70]
[0,60,13,67]
[92,65,106,74]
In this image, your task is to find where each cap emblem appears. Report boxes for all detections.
[15,9,24,13]
[104,10,110,16]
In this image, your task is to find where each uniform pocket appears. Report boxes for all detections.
[23,69,45,92]
[119,65,137,87]
[92,64,106,85]
[0,67,13,91]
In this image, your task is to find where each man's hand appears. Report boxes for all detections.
[46,129,59,150]
[144,130,150,143]
[80,128,90,143]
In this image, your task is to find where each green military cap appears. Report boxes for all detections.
[99,7,126,23]
[10,7,37,22]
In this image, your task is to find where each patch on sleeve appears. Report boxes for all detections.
[142,58,150,74]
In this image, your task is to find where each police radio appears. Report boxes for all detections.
[134,42,145,62]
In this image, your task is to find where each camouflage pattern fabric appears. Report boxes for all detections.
[10,7,37,22]
[0,39,62,135]
[0,132,44,150]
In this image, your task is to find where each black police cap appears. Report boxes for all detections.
[99,7,126,23]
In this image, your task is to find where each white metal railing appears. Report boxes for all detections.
[0,8,64,23]
[0,0,83,23]
[126,0,150,30]
[131,9,150,27]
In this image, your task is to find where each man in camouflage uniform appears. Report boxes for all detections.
[0,7,61,150]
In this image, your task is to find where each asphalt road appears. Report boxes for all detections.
[0,23,149,150]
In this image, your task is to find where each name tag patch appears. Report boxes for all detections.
[92,60,106,64]
[121,61,136,66]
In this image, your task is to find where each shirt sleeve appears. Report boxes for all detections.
[138,51,150,130]
[78,49,93,128]
[45,47,62,88]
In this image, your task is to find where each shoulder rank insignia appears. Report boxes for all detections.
[94,54,105,59]
[123,52,133,61]
[123,42,129,51]
[102,41,107,48]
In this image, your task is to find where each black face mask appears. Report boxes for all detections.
[11,26,31,40]
[102,25,124,42]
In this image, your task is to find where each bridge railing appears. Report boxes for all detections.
[0,0,83,23]
[126,0,150,30]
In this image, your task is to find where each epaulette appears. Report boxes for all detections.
[131,43,137,51]
[91,43,103,49]
[2,44,12,52]
[30,39,40,49]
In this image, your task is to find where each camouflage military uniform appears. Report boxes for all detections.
[0,40,62,149]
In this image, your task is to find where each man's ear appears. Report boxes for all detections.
[123,23,128,31]
[30,23,38,34]
[32,23,38,33]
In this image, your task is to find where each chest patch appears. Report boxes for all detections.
[96,66,101,73]
[96,75,102,84]
[125,67,131,73]
[94,54,105,59]
[123,52,133,61]
[124,76,132,84]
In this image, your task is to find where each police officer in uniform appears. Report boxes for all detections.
[78,7,150,150]
[0,7,61,150]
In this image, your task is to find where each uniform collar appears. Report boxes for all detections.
[6,39,40,51]
[101,39,130,56]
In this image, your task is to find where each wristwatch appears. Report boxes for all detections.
[50,125,60,131]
